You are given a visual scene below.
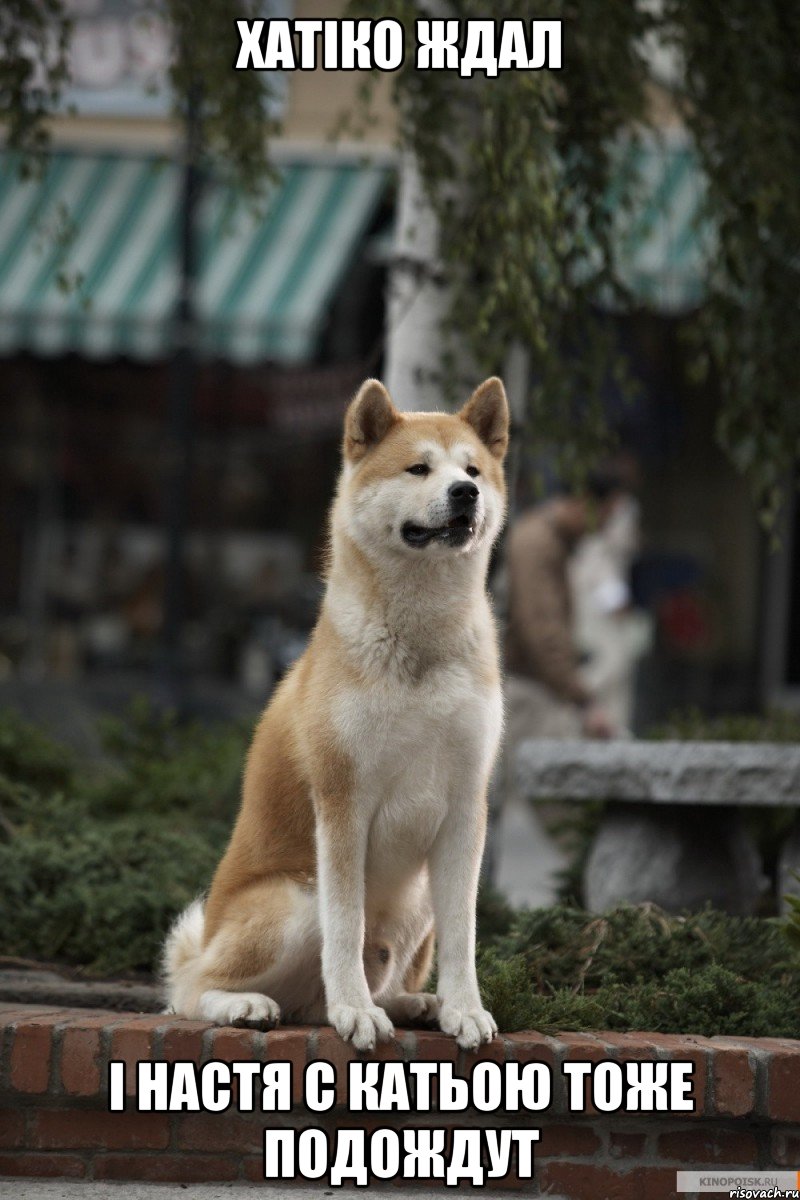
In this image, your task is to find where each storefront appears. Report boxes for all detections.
[0,148,392,685]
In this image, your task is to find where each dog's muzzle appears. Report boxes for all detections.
[401,482,480,548]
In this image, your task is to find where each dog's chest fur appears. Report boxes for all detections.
[329,594,503,889]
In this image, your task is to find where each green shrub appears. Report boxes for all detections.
[475,901,800,1037]
[2,705,800,1039]
[785,874,800,954]
[0,701,246,975]
[648,707,800,743]
[479,960,800,1040]
[90,697,248,820]
[493,903,795,990]
[0,813,225,974]
[0,707,74,791]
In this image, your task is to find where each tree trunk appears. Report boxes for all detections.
[383,151,451,412]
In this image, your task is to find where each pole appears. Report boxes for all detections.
[160,82,202,713]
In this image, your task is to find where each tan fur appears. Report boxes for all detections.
[403,927,436,994]
[163,377,509,1050]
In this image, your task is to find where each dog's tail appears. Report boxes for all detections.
[161,897,205,1014]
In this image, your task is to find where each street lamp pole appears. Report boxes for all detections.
[160,80,202,714]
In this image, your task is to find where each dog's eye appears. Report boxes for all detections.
[466,465,480,478]
[406,463,430,476]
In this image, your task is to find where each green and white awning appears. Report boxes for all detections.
[611,133,711,312]
[0,151,389,363]
[0,136,709,362]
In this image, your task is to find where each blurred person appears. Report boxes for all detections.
[489,468,623,907]
[504,468,628,743]
[570,490,653,733]
[489,469,628,909]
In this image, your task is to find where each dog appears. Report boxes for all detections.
[163,376,509,1051]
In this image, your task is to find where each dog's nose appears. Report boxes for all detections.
[448,480,479,508]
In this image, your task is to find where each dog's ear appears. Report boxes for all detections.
[459,377,509,460]
[344,379,400,462]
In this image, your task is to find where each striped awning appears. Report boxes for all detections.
[0,151,389,363]
[611,133,711,313]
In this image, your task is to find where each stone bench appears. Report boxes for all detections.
[515,740,800,914]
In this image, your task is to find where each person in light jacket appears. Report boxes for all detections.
[504,470,627,743]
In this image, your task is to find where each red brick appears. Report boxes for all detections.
[373,1031,410,1061]
[492,1043,554,1128]
[713,1046,755,1117]
[0,1152,86,1178]
[537,1162,638,1200]
[601,1030,712,1109]
[733,1036,800,1053]
[110,1014,172,1032]
[56,1007,123,1022]
[505,1031,558,1072]
[638,1032,711,1118]
[412,1029,459,1062]
[60,1025,103,1097]
[460,1034,505,1074]
[481,1173,526,1193]
[538,1123,602,1157]
[641,1165,682,1200]
[243,1154,268,1183]
[556,1031,612,1049]
[9,1015,64,1093]
[657,1127,758,1165]
[0,1005,63,1023]
[176,1112,263,1153]
[62,1011,122,1028]
[559,1032,612,1117]
[209,1026,257,1063]
[597,1032,660,1055]
[208,1027,257,1108]
[401,1028,460,1109]
[94,1152,239,1182]
[161,1020,210,1063]
[309,1026,409,1107]
[771,1129,800,1166]
[109,1019,166,1099]
[540,1163,682,1200]
[263,1027,309,1104]
[334,1113,406,1135]
[314,1027,357,1106]
[30,1108,170,1151]
[608,1130,647,1159]
[0,1107,25,1148]
[769,1046,800,1122]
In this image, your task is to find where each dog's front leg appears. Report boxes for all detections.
[428,796,497,1050]
[316,809,394,1051]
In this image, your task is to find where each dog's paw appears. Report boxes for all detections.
[438,1002,497,1050]
[329,1003,394,1052]
[384,992,439,1025]
[199,989,281,1029]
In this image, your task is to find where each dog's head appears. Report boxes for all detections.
[336,377,509,562]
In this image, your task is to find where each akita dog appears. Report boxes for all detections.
[163,376,509,1051]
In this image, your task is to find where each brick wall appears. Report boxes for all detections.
[1,1003,799,1197]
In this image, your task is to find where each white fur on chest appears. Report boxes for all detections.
[334,661,500,783]
[332,661,502,888]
